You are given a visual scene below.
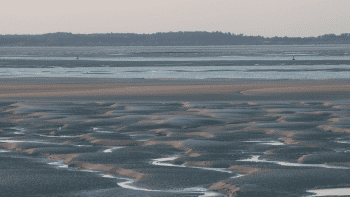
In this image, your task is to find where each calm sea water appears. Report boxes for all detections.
[0,44,350,79]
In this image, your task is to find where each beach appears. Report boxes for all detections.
[2,77,350,101]
[1,77,350,196]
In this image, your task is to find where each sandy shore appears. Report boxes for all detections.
[1,78,350,102]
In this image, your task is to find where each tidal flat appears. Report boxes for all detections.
[1,45,350,196]
[0,78,350,196]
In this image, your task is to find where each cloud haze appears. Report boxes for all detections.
[1,0,350,37]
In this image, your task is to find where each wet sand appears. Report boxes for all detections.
[1,78,350,101]
[1,78,350,196]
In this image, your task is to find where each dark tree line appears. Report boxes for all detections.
[1,31,350,46]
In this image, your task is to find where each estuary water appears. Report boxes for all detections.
[2,64,350,79]
[1,44,350,79]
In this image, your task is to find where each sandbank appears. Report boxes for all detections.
[1,78,350,102]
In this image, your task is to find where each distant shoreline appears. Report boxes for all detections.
[1,31,349,46]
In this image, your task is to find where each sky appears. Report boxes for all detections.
[1,0,350,37]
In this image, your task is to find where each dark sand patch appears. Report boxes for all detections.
[75,162,145,182]
[297,154,312,163]
[331,113,348,118]
[318,125,350,134]
[185,150,202,157]
[25,112,47,118]
[100,110,114,116]
[181,102,194,108]
[8,103,33,109]
[109,103,118,108]
[0,143,40,154]
[265,113,289,123]
[184,132,215,138]
[43,153,81,163]
[332,105,345,109]
[322,102,330,107]
[327,118,341,122]
[125,106,134,110]
[245,128,296,138]
[210,181,240,196]
[3,108,21,114]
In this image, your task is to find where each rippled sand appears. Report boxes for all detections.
[1,78,350,196]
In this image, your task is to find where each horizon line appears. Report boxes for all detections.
[1,31,349,38]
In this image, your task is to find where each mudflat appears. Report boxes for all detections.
[1,77,350,196]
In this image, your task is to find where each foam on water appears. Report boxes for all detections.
[230,174,245,179]
[101,174,116,178]
[244,140,285,146]
[336,140,350,144]
[117,179,153,192]
[47,160,68,168]
[10,127,26,134]
[0,139,57,145]
[0,140,24,143]
[38,134,77,138]
[103,147,123,153]
[151,156,181,167]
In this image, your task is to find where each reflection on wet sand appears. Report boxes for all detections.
[307,188,350,196]
[238,155,350,169]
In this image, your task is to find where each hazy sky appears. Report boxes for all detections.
[1,0,349,37]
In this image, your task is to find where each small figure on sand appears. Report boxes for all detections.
[76,55,79,60]
[292,55,295,60]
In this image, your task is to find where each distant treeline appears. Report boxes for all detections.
[1,31,350,46]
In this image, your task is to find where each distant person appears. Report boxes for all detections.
[292,55,295,60]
